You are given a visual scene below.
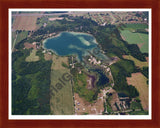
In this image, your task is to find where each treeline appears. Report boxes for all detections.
[32,16,98,36]
[134,29,148,34]
[12,49,52,115]
[141,67,149,79]
[127,44,146,61]
[44,11,68,14]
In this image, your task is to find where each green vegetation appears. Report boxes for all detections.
[16,31,28,43]
[61,62,69,68]
[130,101,143,110]
[120,23,148,53]
[50,69,74,115]
[50,55,74,115]
[32,16,147,101]
[12,13,149,115]
[122,23,148,30]
[12,32,17,48]
[120,30,148,53]
[12,30,28,49]
[12,49,52,115]
[141,67,149,79]
[129,110,148,115]
[73,71,96,102]
[33,16,147,61]
[123,55,148,68]
[105,93,113,114]
[110,59,139,98]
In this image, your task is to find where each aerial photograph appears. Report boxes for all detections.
[10,9,150,116]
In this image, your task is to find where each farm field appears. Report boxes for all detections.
[123,24,148,30]
[25,49,39,62]
[12,16,40,31]
[24,42,36,49]
[51,54,69,70]
[120,23,149,53]
[126,73,148,111]
[50,55,74,115]
[120,30,148,53]
[123,55,148,68]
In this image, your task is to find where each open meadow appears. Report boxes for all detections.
[25,49,39,62]
[123,55,148,68]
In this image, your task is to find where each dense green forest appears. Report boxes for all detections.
[12,49,52,115]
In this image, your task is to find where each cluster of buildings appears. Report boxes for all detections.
[88,56,101,65]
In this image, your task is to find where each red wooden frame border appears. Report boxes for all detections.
[0,0,160,128]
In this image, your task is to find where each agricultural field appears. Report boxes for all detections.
[126,73,148,111]
[120,24,149,53]
[12,16,40,31]
[25,49,39,62]
[51,54,69,70]
[12,31,28,49]
[12,31,17,48]
[123,55,148,68]
[50,55,74,115]
[123,24,148,30]
[24,42,36,49]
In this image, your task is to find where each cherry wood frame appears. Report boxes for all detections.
[0,0,160,128]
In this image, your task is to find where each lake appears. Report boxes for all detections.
[43,31,110,61]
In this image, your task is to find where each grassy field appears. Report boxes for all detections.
[16,31,28,43]
[126,73,148,111]
[123,55,148,68]
[25,49,39,62]
[51,54,68,70]
[12,31,28,49]
[120,23,149,53]
[120,30,148,53]
[50,55,74,115]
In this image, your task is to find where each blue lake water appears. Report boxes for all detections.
[43,32,109,61]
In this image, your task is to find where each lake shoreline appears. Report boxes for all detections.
[42,31,99,60]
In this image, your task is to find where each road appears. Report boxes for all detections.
[12,12,89,17]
